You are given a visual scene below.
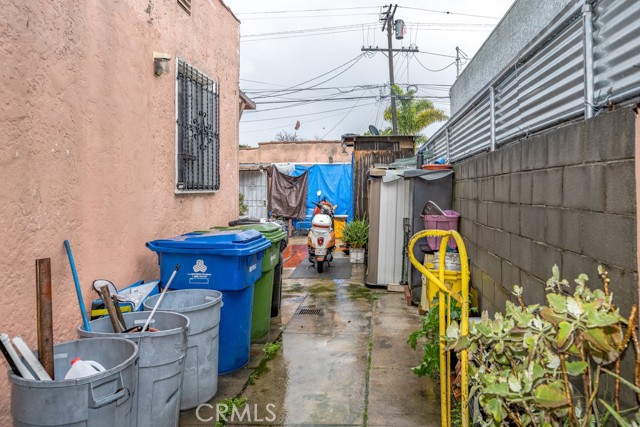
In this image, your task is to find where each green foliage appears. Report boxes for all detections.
[445,265,637,427]
[263,341,281,361]
[239,193,248,216]
[408,297,465,380]
[215,397,248,427]
[383,84,448,147]
[341,218,369,248]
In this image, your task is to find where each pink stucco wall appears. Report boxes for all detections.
[0,0,240,420]
[240,140,353,165]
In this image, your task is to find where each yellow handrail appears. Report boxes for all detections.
[408,230,469,427]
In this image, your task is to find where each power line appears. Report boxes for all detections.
[236,6,379,15]
[241,23,378,39]
[240,13,381,20]
[321,97,364,139]
[255,95,450,105]
[250,54,365,99]
[397,6,500,20]
[412,55,456,73]
[242,101,379,123]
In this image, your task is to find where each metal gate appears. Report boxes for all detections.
[239,170,268,218]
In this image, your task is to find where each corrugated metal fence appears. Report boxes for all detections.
[426,0,640,162]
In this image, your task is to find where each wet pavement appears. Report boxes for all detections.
[179,237,439,427]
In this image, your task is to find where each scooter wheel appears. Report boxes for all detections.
[317,261,324,273]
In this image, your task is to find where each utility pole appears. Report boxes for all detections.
[362,4,417,136]
[385,4,398,135]
[455,46,461,78]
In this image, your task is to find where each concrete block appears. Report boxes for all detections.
[510,234,532,273]
[501,260,521,289]
[520,206,546,242]
[547,121,586,167]
[520,171,533,205]
[478,202,489,225]
[488,151,502,176]
[460,218,473,239]
[476,247,489,271]
[531,242,563,281]
[471,264,483,296]
[476,155,489,178]
[520,273,546,306]
[532,168,563,206]
[585,108,635,163]
[521,133,548,171]
[480,177,495,201]
[494,230,511,259]
[582,211,637,271]
[545,208,581,253]
[493,285,511,312]
[501,142,522,174]
[605,160,636,215]
[563,164,605,211]
[561,251,598,287]
[478,225,495,253]
[454,162,467,180]
[502,204,520,235]
[494,175,510,203]
[466,200,478,222]
[487,202,502,229]
[606,267,638,314]
[481,271,496,302]
[487,253,502,285]
[509,173,521,203]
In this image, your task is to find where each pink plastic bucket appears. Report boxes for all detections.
[421,210,460,250]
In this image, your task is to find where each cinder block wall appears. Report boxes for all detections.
[453,108,637,316]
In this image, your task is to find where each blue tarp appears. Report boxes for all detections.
[290,164,353,230]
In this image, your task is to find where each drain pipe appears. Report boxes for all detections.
[489,86,496,151]
[583,0,595,119]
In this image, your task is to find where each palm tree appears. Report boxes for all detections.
[382,84,448,146]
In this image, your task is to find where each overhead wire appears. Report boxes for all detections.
[412,54,456,72]
[235,6,379,15]
[397,6,500,20]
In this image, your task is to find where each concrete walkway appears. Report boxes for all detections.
[180,237,439,427]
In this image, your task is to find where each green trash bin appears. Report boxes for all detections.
[211,222,286,341]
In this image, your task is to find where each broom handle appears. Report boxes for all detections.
[142,264,180,332]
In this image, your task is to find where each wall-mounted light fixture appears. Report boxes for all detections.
[329,155,334,163]
[341,142,347,154]
[153,51,171,76]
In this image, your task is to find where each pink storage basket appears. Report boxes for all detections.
[420,201,461,250]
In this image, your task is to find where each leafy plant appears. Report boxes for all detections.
[341,218,369,248]
[215,397,248,427]
[408,297,466,379]
[445,265,639,427]
[263,341,281,361]
[239,193,248,216]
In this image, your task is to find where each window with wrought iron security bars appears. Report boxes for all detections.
[176,59,219,192]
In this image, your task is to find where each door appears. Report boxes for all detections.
[240,170,268,218]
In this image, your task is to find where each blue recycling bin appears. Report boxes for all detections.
[146,230,271,374]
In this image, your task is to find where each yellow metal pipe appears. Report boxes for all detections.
[408,229,470,427]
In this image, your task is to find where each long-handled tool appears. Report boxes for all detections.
[96,285,123,333]
[64,240,91,332]
[141,264,180,332]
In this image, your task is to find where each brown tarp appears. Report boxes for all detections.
[268,166,308,219]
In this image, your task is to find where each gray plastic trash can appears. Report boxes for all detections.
[144,289,222,410]
[9,337,138,427]
[78,311,189,427]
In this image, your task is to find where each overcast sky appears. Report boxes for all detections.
[224,1,516,146]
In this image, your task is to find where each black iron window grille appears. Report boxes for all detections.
[176,59,219,192]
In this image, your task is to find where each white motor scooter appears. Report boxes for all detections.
[307,191,337,273]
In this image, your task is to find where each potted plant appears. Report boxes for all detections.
[341,218,369,263]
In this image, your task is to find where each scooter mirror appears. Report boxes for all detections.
[316,191,322,197]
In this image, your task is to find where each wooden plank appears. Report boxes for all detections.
[35,258,54,379]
